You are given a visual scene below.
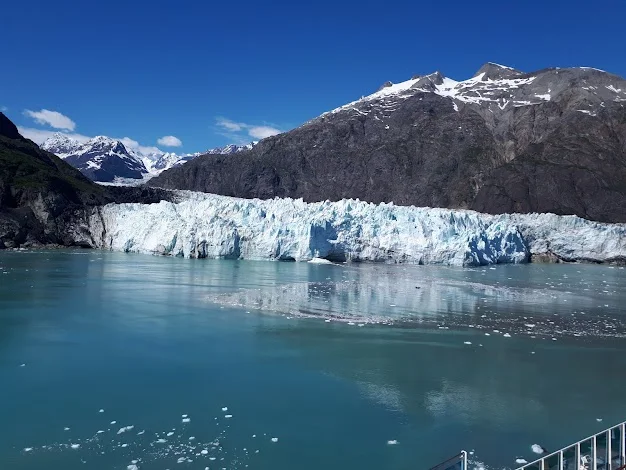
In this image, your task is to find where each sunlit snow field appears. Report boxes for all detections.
[1,251,625,470]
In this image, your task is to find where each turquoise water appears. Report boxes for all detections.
[1,251,626,470]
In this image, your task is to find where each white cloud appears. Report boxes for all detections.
[119,137,163,157]
[24,109,76,131]
[248,125,282,139]
[215,117,282,142]
[17,127,90,145]
[157,135,182,147]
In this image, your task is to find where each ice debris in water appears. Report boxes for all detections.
[503,333,512,338]
[225,415,233,419]
[182,414,188,418]
[90,191,626,266]
[117,426,134,434]
[517,459,528,464]
[23,447,33,452]
[20,363,26,367]
[99,409,105,413]
[182,418,191,423]
[71,444,80,449]
[127,465,139,470]
[532,444,547,454]
[387,440,399,445]
[464,341,472,345]
[156,439,167,444]
[64,427,70,431]
[597,418,603,422]
[271,437,279,443]
[221,407,228,412]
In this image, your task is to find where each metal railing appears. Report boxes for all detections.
[516,421,626,470]
[430,451,468,470]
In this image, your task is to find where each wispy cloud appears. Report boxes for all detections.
[157,135,182,147]
[24,109,76,131]
[1,106,7,112]
[215,117,282,143]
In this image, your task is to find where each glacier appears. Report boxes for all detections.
[87,191,626,266]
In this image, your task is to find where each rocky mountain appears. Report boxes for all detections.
[42,134,256,183]
[149,63,626,223]
[0,113,170,248]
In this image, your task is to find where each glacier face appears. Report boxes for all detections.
[88,191,626,266]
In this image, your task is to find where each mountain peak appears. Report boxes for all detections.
[473,62,523,80]
[0,112,21,140]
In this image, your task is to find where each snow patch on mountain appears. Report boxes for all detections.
[88,191,626,266]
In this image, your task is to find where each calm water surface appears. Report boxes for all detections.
[1,251,625,470]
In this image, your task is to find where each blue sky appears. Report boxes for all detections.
[2,0,625,155]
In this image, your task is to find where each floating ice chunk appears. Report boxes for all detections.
[516,459,528,464]
[271,437,279,443]
[117,426,134,434]
[225,415,233,419]
[182,414,188,418]
[71,444,80,449]
[201,449,209,455]
[97,430,105,434]
[525,324,536,328]
[209,457,216,460]
[182,418,191,423]
[20,363,26,367]
[532,444,547,454]
[121,443,128,448]
[177,457,186,463]
[387,440,398,445]
[484,333,491,336]
[252,434,256,438]
[64,427,71,431]
[156,439,167,444]
[167,432,174,436]
[99,409,105,413]
[308,257,333,264]
[221,407,228,412]
[137,430,145,435]
[23,447,33,452]
[111,421,117,425]
[189,437,196,441]
[503,333,512,338]
[127,465,139,470]
[597,418,603,422]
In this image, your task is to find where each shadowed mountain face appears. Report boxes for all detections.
[0,113,171,248]
[149,64,626,223]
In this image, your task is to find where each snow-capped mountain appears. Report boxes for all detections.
[149,63,626,223]
[42,134,256,183]
[40,132,84,158]
[43,135,148,182]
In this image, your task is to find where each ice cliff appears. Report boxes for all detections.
[88,191,626,266]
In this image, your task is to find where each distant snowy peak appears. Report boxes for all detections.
[144,142,257,174]
[321,63,626,117]
[40,132,83,158]
[42,134,147,183]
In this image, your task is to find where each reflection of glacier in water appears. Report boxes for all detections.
[209,264,626,337]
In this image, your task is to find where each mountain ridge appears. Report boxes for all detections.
[148,63,626,223]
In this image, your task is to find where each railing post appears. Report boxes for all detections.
[622,423,626,467]
[461,450,467,470]
[607,430,612,470]
[592,435,597,470]
[576,442,581,470]
[560,450,564,470]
